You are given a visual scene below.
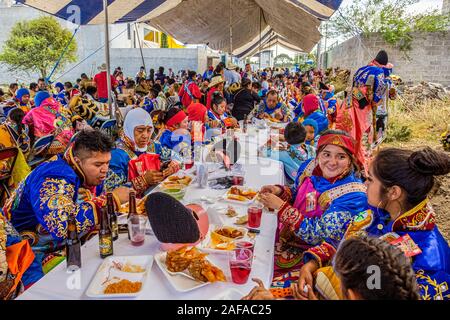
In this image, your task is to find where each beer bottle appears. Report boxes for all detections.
[66,214,81,271]
[99,207,113,259]
[127,191,137,240]
[107,193,119,241]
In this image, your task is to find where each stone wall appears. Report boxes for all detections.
[324,32,450,88]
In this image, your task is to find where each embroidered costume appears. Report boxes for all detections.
[3,145,117,275]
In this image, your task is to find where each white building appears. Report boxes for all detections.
[0,1,220,84]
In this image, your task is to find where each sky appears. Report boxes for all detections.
[273,0,444,57]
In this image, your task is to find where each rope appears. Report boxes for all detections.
[53,25,130,82]
[46,26,80,84]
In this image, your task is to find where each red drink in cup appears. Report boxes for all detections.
[248,205,263,228]
[232,175,244,186]
[235,240,255,253]
[184,160,194,170]
[229,248,253,285]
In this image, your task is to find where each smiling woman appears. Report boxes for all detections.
[257,130,368,295]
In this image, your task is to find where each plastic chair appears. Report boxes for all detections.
[0,147,19,200]
[100,119,117,136]
[27,135,55,169]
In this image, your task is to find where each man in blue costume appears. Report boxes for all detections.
[3,130,130,274]
[256,90,291,122]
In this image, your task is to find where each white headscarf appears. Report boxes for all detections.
[123,108,154,152]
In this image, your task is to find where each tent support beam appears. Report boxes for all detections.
[104,0,113,119]
[134,23,146,72]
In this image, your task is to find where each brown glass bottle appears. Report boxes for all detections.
[106,193,119,241]
[127,191,137,240]
[66,214,81,271]
[99,207,113,258]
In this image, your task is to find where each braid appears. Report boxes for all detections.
[334,236,420,300]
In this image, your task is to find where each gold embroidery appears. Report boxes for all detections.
[0,217,7,282]
[416,269,450,300]
[39,178,95,238]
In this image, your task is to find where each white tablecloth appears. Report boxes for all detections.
[18,156,285,300]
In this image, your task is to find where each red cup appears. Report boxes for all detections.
[248,205,263,228]
[232,175,244,186]
[229,248,253,285]
[184,161,194,170]
[235,240,255,253]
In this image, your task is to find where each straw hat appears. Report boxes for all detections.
[98,63,107,71]
[208,76,225,88]
[226,62,239,70]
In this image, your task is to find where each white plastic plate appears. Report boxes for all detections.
[221,187,258,205]
[154,252,210,293]
[199,225,248,254]
[85,255,153,299]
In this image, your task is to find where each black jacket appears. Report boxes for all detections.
[231,89,261,121]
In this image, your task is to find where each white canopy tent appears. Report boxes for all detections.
[16,0,343,116]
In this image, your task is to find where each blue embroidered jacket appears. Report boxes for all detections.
[353,65,388,104]
[345,201,450,300]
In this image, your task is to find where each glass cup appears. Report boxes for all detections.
[248,204,263,228]
[235,239,255,254]
[128,215,147,246]
[229,248,253,285]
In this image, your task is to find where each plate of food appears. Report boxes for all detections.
[154,247,226,292]
[199,225,248,253]
[118,196,147,217]
[85,255,153,299]
[222,186,258,205]
[162,173,193,187]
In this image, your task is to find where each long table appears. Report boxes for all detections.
[18,152,285,300]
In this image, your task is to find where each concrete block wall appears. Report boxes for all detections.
[324,32,450,88]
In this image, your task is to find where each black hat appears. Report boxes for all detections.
[375,50,388,66]
[146,192,200,244]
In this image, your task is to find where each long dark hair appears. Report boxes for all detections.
[334,236,420,300]
[8,108,26,136]
[372,147,450,209]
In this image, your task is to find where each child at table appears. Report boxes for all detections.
[303,118,320,148]
[261,122,315,182]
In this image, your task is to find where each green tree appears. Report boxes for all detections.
[293,53,316,72]
[0,16,77,78]
[160,33,169,48]
[274,54,293,68]
[328,0,450,56]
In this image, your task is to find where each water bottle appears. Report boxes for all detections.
[196,163,209,188]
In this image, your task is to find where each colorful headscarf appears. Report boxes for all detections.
[187,103,207,123]
[317,132,356,156]
[15,88,30,102]
[123,108,154,152]
[302,94,320,118]
[54,82,64,92]
[34,91,51,107]
[303,118,319,137]
[166,110,187,128]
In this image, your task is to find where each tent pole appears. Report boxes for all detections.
[134,23,146,72]
[259,8,262,70]
[104,0,113,119]
[229,0,233,61]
